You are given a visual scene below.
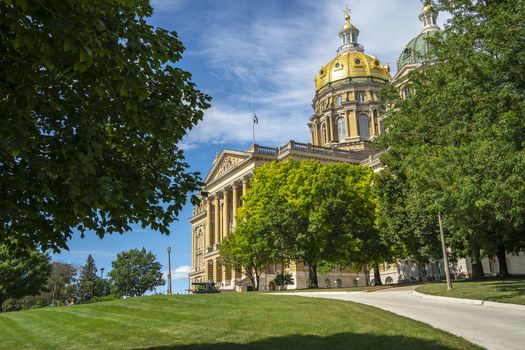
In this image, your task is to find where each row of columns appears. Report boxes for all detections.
[204,177,250,287]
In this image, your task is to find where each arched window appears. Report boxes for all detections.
[337,118,346,141]
[402,86,411,99]
[358,114,370,139]
[321,123,328,144]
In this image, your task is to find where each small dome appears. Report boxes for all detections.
[396,30,439,72]
[315,51,391,92]
[397,3,441,73]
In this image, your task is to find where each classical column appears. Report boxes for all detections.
[232,184,239,229]
[206,200,212,246]
[348,109,358,138]
[330,114,337,141]
[223,189,230,238]
[213,195,220,245]
[242,177,249,198]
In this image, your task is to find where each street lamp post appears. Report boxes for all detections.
[438,212,453,291]
[167,246,172,295]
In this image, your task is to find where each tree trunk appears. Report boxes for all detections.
[254,271,260,291]
[373,262,383,286]
[471,249,485,280]
[308,264,319,288]
[496,245,509,277]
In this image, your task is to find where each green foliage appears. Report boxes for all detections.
[0,245,51,309]
[220,219,273,290]
[274,273,294,290]
[0,0,211,253]
[47,262,77,306]
[377,0,525,275]
[78,254,98,302]
[236,160,380,288]
[108,248,164,297]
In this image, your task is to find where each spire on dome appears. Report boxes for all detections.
[419,1,439,32]
[337,5,363,54]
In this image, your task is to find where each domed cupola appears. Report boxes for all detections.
[309,6,390,152]
[396,2,441,75]
[314,6,391,93]
[337,6,364,54]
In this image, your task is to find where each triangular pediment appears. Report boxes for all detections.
[204,150,250,183]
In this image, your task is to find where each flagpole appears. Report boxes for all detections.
[252,93,255,148]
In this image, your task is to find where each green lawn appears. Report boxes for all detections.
[0,293,481,350]
[416,278,525,305]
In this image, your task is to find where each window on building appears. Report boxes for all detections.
[358,114,370,138]
[337,118,346,141]
[402,86,411,99]
[335,95,343,106]
[321,123,328,144]
[356,91,365,102]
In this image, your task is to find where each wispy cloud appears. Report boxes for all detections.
[164,265,192,280]
[66,250,117,258]
[166,0,449,148]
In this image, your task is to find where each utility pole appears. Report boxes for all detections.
[438,212,453,291]
[167,246,172,295]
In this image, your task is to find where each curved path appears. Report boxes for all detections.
[278,288,525,350]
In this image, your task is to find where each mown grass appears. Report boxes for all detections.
[0,293,481,350]
[416,277,525,305]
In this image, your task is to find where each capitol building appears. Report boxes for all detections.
[188,4,525,291]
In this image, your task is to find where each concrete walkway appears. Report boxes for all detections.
[277,289,525,350]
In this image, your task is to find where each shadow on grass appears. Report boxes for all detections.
[134,333,472,350]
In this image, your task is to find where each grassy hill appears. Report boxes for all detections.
[0,293,481,350]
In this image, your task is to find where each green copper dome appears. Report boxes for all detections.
[397,3,441,72]
[396,30,439,72]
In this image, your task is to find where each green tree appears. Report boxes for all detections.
[237,160,380,288]
[0,245,51,309]
[109,248,164,297]
[47,262,77,306]
[78,255,97,302]
[377,0,525,279]
[220,219,274,291]
[0,0,211,253]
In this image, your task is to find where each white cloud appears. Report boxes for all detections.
[164,265,192,280]
[174,1,450,147]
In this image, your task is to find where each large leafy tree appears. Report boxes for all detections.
[377,0,525,279]
[237,160,380,288]
[108,248,164,297]
[47,262,77,306]
[0,245,51,308]
[0,0,210,253]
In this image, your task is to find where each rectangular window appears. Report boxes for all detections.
[356,91,365,102]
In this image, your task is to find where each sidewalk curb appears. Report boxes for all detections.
[412,290,525,311]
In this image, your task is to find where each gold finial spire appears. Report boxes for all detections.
[343,5,351,23]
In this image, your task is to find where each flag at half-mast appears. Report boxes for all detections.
[253,112,258,125]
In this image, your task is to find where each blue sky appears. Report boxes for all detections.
[52,0,448,294]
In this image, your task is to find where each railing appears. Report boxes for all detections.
[253,144,278,156]
[286,141,361,159]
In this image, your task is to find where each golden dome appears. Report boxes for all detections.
[315,51,391,92]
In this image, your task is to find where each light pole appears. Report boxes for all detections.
[438,212,453,291]
[167,246,172,295]
[100,267,105,279]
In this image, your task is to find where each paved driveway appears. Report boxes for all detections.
[279,290,525,350]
